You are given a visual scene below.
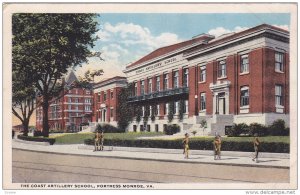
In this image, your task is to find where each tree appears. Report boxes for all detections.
[117,84,134,131]
[12,71,37,136]
[12,14,99,137]
[200,119,207,136]
[178,100,185,122]
[168,102,175,123]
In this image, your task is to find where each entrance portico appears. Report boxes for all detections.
[210,80,230,116]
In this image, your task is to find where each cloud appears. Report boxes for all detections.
[208,26,249,38]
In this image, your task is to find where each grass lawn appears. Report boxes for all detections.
[52,132,164,144]
[188,136,290,144]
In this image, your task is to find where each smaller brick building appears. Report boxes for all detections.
[36,71,93,131]
[91,76,127,127]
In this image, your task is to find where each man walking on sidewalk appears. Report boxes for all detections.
[252,134,260,163]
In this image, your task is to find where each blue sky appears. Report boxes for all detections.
[75,13,290,81]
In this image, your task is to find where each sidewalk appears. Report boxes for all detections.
[12,139,290,169]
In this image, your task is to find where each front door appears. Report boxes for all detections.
[217,92,226,115]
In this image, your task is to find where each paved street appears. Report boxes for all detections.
[13,149,289,183]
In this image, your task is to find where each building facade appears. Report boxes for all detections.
[91,76,127,127]
[123,24,290,135]
[36,71,93,131]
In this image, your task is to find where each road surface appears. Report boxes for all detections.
[12,149,289,183]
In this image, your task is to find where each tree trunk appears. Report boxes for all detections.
[42,96,50,137]
[22,119,29,136]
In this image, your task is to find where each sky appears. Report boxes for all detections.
[74,13,290,82]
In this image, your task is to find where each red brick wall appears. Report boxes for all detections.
[188,66,196,117]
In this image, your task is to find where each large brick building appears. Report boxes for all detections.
[36,71,93,131]
[123,24,289,135]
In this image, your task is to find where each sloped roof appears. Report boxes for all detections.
[126,34,214,68]
[65,70,78,85]
[126,24,289,70]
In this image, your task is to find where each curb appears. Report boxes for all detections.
[12,147,289,169]
[14,138,50,146]
[78,145,290,159]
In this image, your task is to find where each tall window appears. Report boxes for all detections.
[240,55,249,73]
[134,82,138,96]
[68,105,72,110]
[275,85,283,106]
[141,80,145,95]
[148,78,152,93]
[110,91,114,99]
[155,104,159,115]
[163,73,169,90]
[68,98,72,103]
[165,103,169,115]
[173,71,179,88]
[200,65,206,82]
[200,93,206,110]
[156,76,160,91]
[103,93,107,101]
[85,98,91,103]
[240,86,249,107]
[174,101,179,114]
[85,105,91,111]
[275,52,284,72]
[110,108,114,117]
[97,94,101,102]
[86,90,91,95]
[183,68,189,87]
[184,100,189,114]
[218,60,226,78]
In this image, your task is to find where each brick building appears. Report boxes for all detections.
[91,76,127,127]
[123,24,290,135]
[36,71,93,131]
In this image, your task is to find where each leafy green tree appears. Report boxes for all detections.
[178,100,185,122]
[12,13,99,137]
[12,71,37,136]
[117,84,134,131]
[135,105,143,124]
[168,102,175,123]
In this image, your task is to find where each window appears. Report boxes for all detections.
[200,65,206,82]
[240,86,249,107]
[68,105,72,110]
[156,76,160,91]
[110,108,114,117]
[240,55,249,73]
[75,105,79,110]
[85,98,91,103]
[86,90,91,95]
[173,71,179,88]
[165,103,169,115]
[155,104,159,116]
[218,60,226,78]
[97,94,101,102]
[275,52,284,72]
[174,101,178,114]
[148,78,152,93]
[141,80,145,95]
[85,105,91,111]
[75,89,78,94]
[163,73,169,90]
[184,100,188,114]
[75,98,79,103]
[110,91,114,99]
[134,82,138,96]
[103,93,107,101]
[68,98,72,103]
[275,85,283,106]
[183,68,189,87]
[200,93,206,110]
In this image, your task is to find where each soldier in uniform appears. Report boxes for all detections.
[182,133,190,159]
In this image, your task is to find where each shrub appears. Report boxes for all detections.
[268,119,288,136]
[101,124,124,133]
[227,123,249,137]
[83,138,289,153]
[163,124,180,135]
[33,131,43,137]
[248,123,267,136]
[49,130,65,134]
[192,130,197,136]
[17,135,56,145]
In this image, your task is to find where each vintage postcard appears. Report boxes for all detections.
[2,2,298,192]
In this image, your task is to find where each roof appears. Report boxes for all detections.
[65,70,78,85]
[93,76,127,89]
[126,24,289,70]
[126,34,214,68]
